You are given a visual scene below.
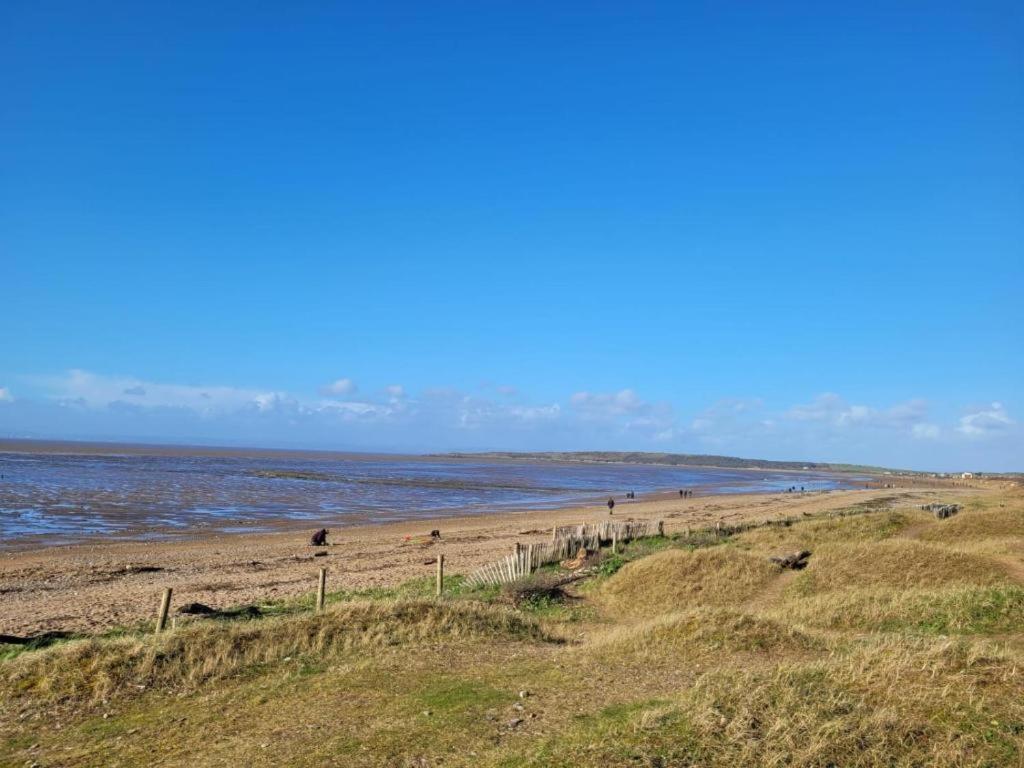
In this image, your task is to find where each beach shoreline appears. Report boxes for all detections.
[0,481,980,637]
[0,443,873,548]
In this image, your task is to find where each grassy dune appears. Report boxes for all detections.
[3,489,1023,766]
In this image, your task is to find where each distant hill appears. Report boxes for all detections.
[438,451,890,474]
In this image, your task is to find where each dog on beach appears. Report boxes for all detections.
[310,528,329,546]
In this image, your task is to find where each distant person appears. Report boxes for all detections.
[679,489,684,498]
[310,528,329,546]
[607,497,615,514]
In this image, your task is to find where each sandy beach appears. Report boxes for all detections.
[0,482,981,637]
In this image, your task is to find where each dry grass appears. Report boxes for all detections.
[597,547,779,617]
[918,507,1024,544]
[768,584,1024,635]
[516,636,1024,768]
[790,539,1016,596]
[737,509,914,552]
[586,607,825,661]
[684,635,1024,767]
[0,599,548,708]
[3,487,1023,767]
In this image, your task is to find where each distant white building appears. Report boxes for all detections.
[961,472,974,479]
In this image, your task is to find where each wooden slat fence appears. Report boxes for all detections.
[465,518,664,587]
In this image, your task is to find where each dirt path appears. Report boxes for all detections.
[744,569,801,612]
[897,519,935,541]
[992,554,1024,584]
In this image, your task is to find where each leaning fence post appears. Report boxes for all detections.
[316,567,327,612]
[436,554,445,597]
[155,587,173,634]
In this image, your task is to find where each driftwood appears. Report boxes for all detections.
[500,568,596,605]
[922,503,960,520]
[177,602,217,616]
[0,631,74,647]
[770,550,812,570]
[560,546,592,571]
[176,603,262,620]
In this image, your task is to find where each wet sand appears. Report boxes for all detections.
[0,483,981,637]
[0,441,866,542]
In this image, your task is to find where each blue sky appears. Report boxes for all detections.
[1,1,1021,470]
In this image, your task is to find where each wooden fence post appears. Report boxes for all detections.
[316,567,327,612]
[155,587,172,634]
[436,554,445,597]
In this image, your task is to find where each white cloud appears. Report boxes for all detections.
[30,370,572,432]
[318,399,396,420]
[957,402,1014,437]
[687,398,773,448]
[786,394,929,431]
[786,392,844,422]
[447,393,561,430]
[570,389,644,418]
[321,378,357,397]
[9,370,1019,469]
[570,390,669,428]
[508,404,561,422]
[42,369,287,416]
[569,388,675,436]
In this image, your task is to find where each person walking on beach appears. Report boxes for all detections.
[607,497,615,515]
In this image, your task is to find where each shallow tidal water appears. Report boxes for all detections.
[0,449,860,545]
